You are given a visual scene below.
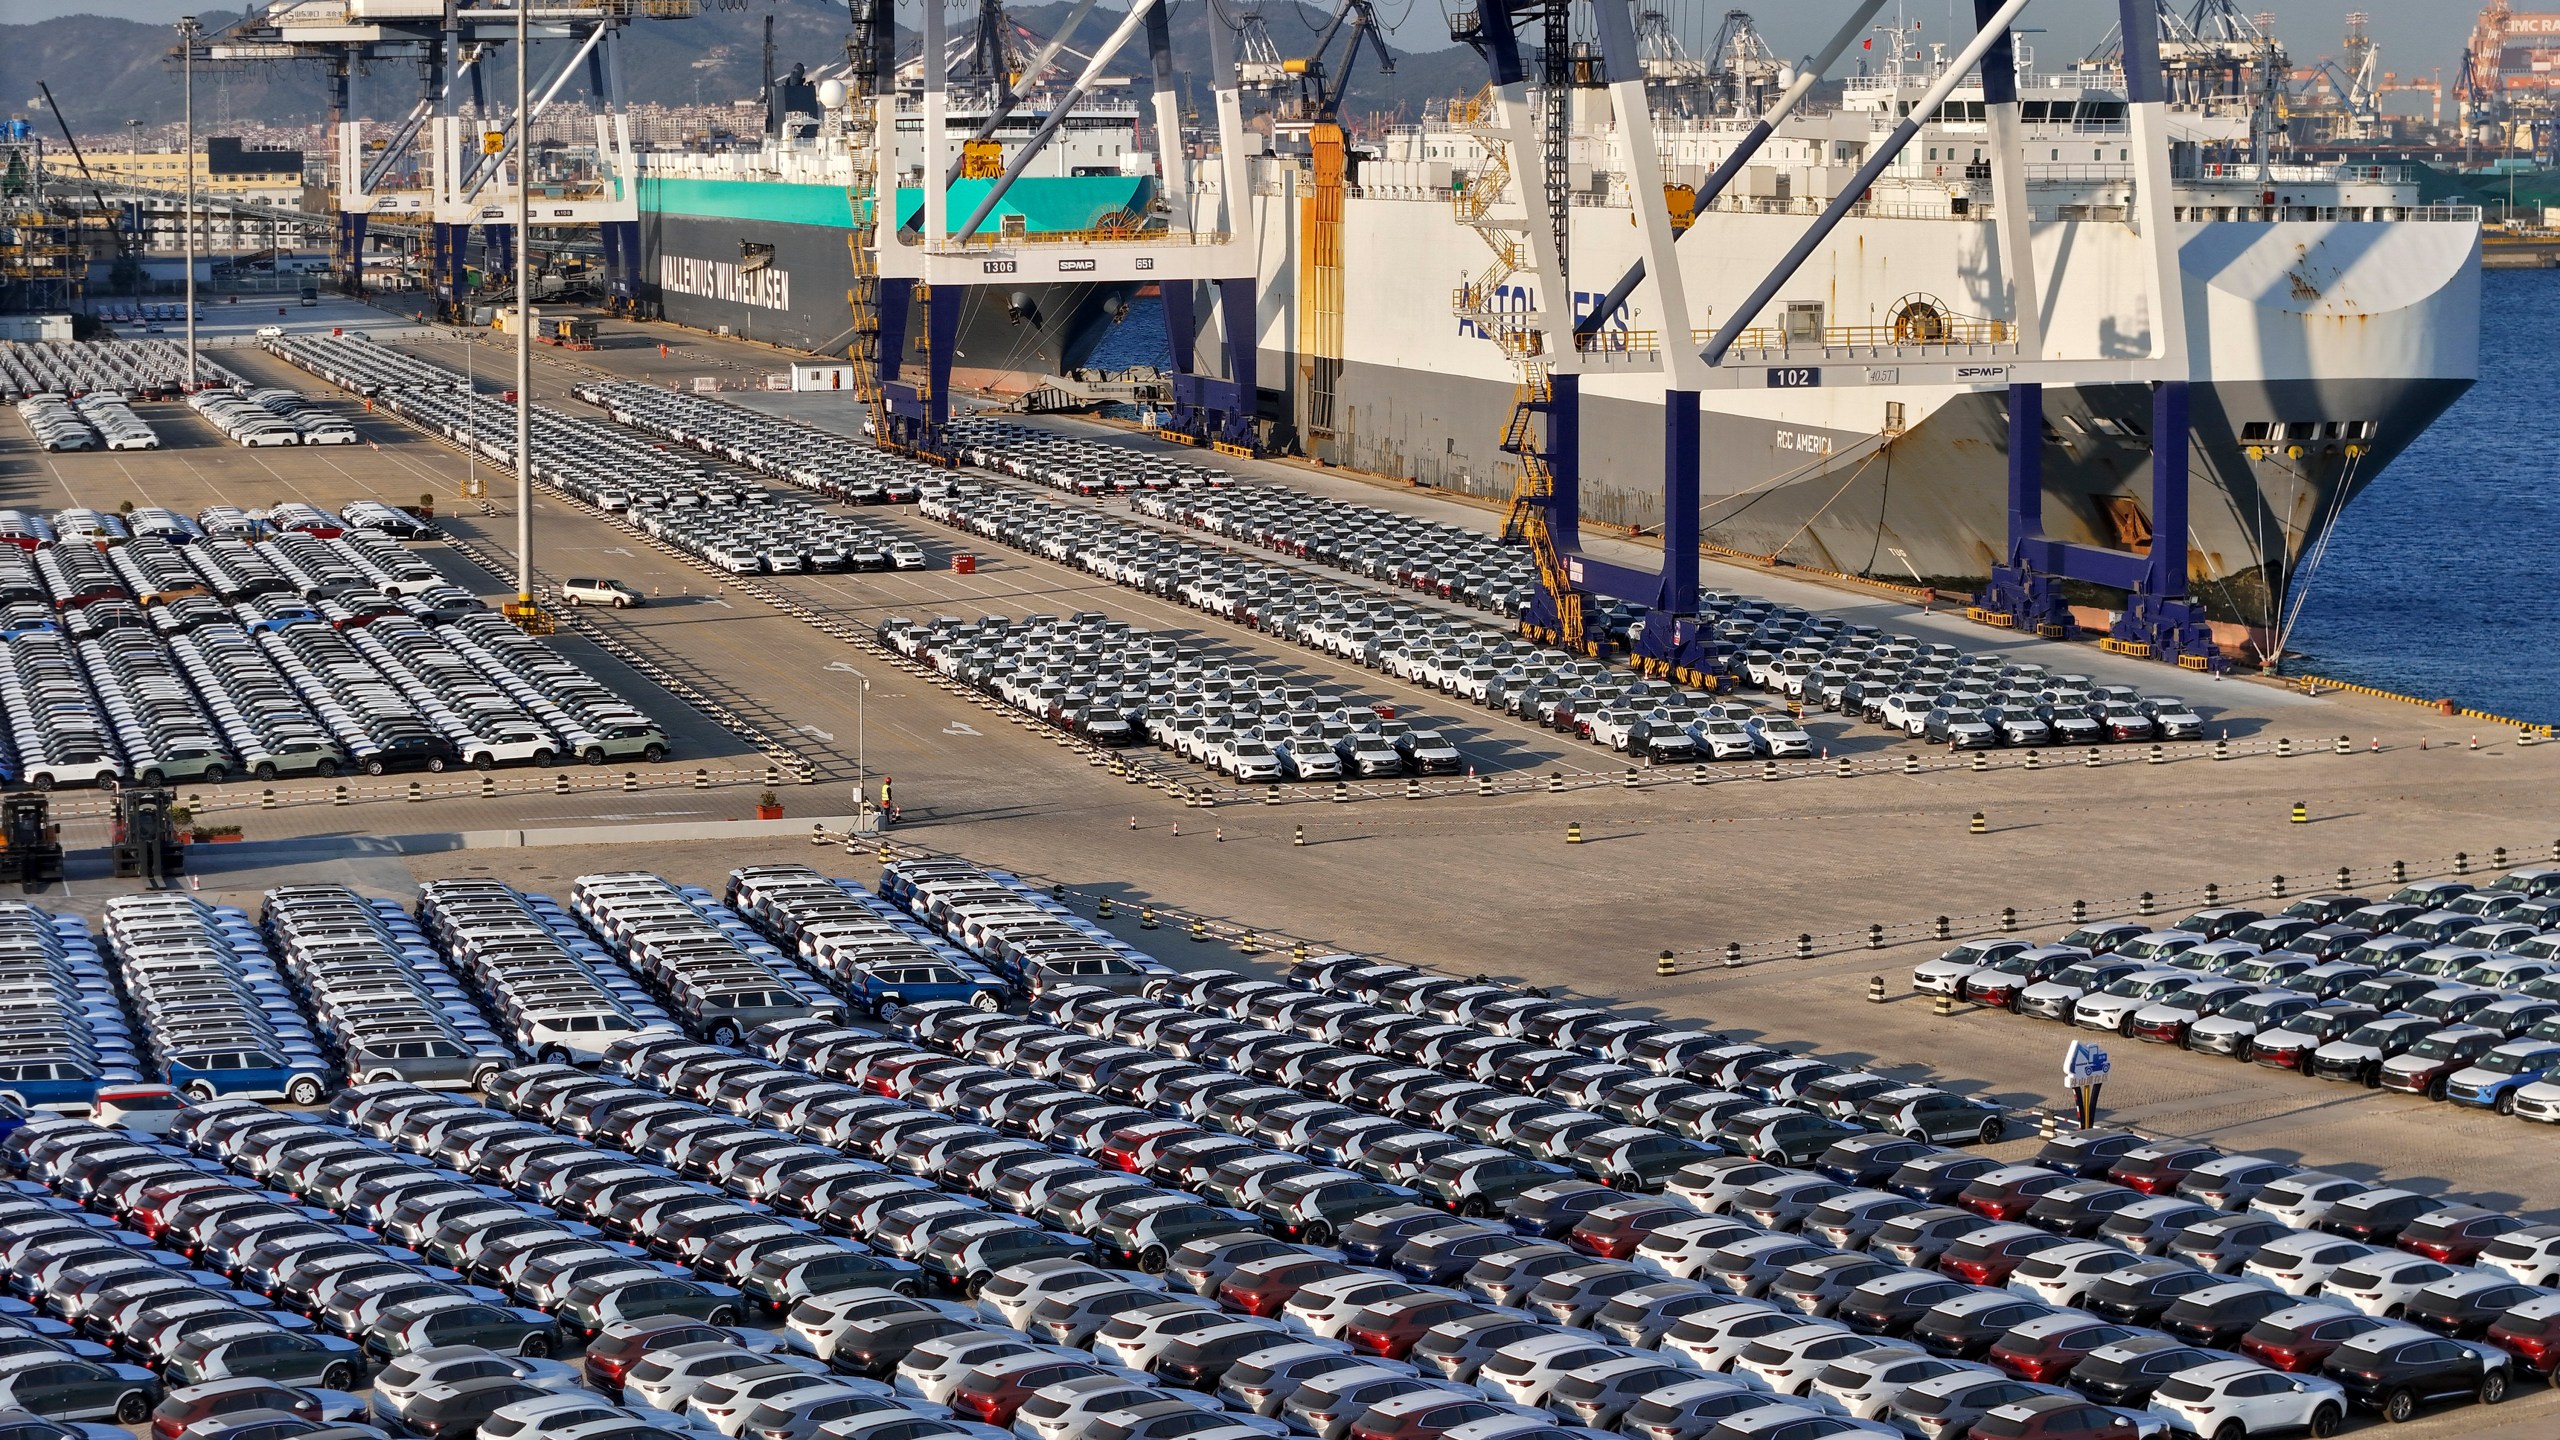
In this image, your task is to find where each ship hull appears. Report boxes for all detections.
[637,205,1135,385]
[1248,178,2482,634]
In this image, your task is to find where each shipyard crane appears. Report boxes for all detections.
[2464,1,2560,157]
[1702,11,1785,119]
[1448,0,2228,672]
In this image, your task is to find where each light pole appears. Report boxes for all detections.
[178,15,199,387]
[514,1,533,610]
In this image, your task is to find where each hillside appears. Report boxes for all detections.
[10,0,1484,137]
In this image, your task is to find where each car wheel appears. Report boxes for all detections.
[2118,1015,2138,1037]
[117,1392,152,1424]
[710,1022,740,1047]
[1301,1223,1334,1247]
[315,759,340,777]
[184,1081,215,1103]
[966,1272,991,1297]
[2382,1388,2415,1423]
[203,764,230,784]
[1978,1117,2005,1143]
[1139,1246,1168,1274]
[141,768,166,785]
[642,744,668,763]
[473,1066,503,1092]
[288,1077,324,1105]
[971,991,1002,1013]
[2500,1092,2518,1116]
[365,758,387,776]
[1461,1198,1494,1219]
[1760,1150,1789,1166]
[475,754,496,770]
[2481,1370,2510,1405]
[367,1071,399,1086]
[2235,1039,2255,1062]
[427,756,448,773]
[706,1307,737,1327]
[532,749,556,769]
[540,1046,571,1066]
[586,749,607,766]
[878,997,904,1024]
[2307,1403,2342,1437]
[323,1362,357,1390]
[254,763,278,782]
[2214,1422,2246,1440]
[1903,1128,1930,1143]
[27,773,49,791]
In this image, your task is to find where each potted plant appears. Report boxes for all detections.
[754,789,784,821]
[190,824,245,844]
[415,492,436,520]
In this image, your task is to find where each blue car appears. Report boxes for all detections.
[847,960,1008,1019]
[0,1060,110,1115]
[163,1048,333,1106]
[2445,1040,2560,1112]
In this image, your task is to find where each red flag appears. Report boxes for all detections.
[1863,38,1872,48]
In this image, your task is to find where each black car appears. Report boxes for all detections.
[2024,1181,2145,1238]
[2403,1278,2553,1340]
[2316,1189,2446,1246]
[2068,1336,2220,1406]
[1835,1273,1979,1337]
[1912,1294,2059,1359]
[2030,1132,2145,1179]
[1816,1136,1942,1187]
[2079,1261,2224,1326]
[1888,1154,2003,1205]
[2320,1329,2514,1421]
[2160,1281,2296,1348]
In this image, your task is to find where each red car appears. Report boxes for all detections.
[1219,1255,1356,1317]
[580,1315,739,1392]
[1939,1226,2071,1286]
[1968,1394,2144,1440]
[1342,1295,1501,1360]
[2485,1299,2560,1380]
[2103,1144,2218,1197]
[1985,1316,2141,1384]
[1094,1120,1205,1174]
[1346,1391,1528,1440]
[2394,1206,2528,1264]
[1957,1168,2069,1223]
[1567,1200,1693,1261]
[2238,1308,2394,1373]
[949,1355,1114,1426]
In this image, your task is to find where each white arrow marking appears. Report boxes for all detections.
[942,721,981,737]
[604,546,633,557]
[826,661,862,673]
[796,725,837,743]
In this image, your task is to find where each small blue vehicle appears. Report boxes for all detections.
[164,1046,333,1105]
[2446,1040,2560,1113]
[847,959,1008,1019]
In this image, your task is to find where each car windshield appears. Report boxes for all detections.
[2479,1049,2556,1075]
[2100,977,2150,997]
[2052,963,2112,987]
[2342,1023,2404,1047]
[2407,1036,2471,1060]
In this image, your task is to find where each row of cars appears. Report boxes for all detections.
[874,610,1457,781]
[1913,869,2560,1124]
[15,394,158,453]
[949,419,1238,498]
[0,339,242,400]
[186,390,358,449]
[0,901,147,1113]
[575,384,925,508]
[101,894,332,1106]
[263,886,513,1097]
[417,879,675,1068]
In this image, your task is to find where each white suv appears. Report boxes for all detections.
[560,577,645,608]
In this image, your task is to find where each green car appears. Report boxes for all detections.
[165,1321,367,1389]
[0,1357,164,1423]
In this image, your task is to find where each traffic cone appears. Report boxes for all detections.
[1129,816,1138,830]
[1170,822,1179,837]
[1215,827,1224,842]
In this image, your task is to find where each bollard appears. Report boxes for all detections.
[2277,736,2294,758]
[1934,915,1952,941]
[2335,735,2352,755]
[2470,735,2480,751]
[844,834,861,856]
[1333,781,1348,804]
[1188,919,1206,943]
[1903,754,1919,775]
[1478,774,1494,797]
[2495,846,2510,869]
[876,843,891,863]
[1970,811,1987,836]
[1835,756,1853,778]
[1264,785,1279,806]
[2071,899,2088,923]
[1868,976,1886,1003]
[2270,875,2287,899]
[2456,851,2471,876]
[2215,739,2230,761]
[2084,747,2101,769]
[2206,882,2221,905]
[2000,907,2017,933]
[809,824,826,846]
[260,788,275,810]
[1293,942,1309,964]
[407,781,422,803]
[2040,1111,2059,1140]
[1293,825,1306,847]
[480,773,496,798]
[1971,752,1988,773]
[1140,906,1157,930]
[1547,772,1564,794]
[554,773,570,795]
[1239,932,1260,956]
[1867,924,1885,950]
[1934,993,1953,1018]
[623,771,638,793]
[2392,859,2408,883]
[765,765,781,788]
[2023,749,2040,772]
[1796,934,1814,960]
[1762,759,1779,782]
[2291,801,2308,825]
[1566,821,1584,845]
[1692,764,1710,786]
[2337,866,2353,889]
[2148,744,2164,766]
[1407,778,1423,800]
[2139,891,2155,917]
[1097,897,1114,920]
[694,769,709,789]
[1658,951,1676,978]
[1725,942,1743,968]
[1624,767,1640,790]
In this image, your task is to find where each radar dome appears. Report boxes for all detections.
[816,79,848,110]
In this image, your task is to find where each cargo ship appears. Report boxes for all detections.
[1234,30,2481,640]
[634,73,1156,389]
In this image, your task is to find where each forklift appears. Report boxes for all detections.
[0,795,63,892]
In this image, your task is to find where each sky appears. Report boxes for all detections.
[20,0,2484,78]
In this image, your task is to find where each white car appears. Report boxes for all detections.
[2480,1228,2560,1286]
[1664,1160,1792,1216]
[889,542,927,570]
[625,1343,830,1417]
[2246,1173,2365,1230]
[2148,1357,2345,1439]
[1090,1304,1248,1372]
[1911,941,2029,997]
[690,1373,870,1437]
[1656,1301,1801,1373]
[975,1262,1130,1331]
[1726,1325,1884,1396]
[257,325,287,337]
[1804,1351,1990,1420]
[2008,1243,2150,1308]
[898,1335,1049,1407]
[2240,1235,2375,1296]
[1475,1333,1634,1409]
[374,1350,584,1418]
[2072,970,2199,1033]
[2320,1253,2462,1318]
[1015,1374,1177,1440]
[1284,1276,1433,1342]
